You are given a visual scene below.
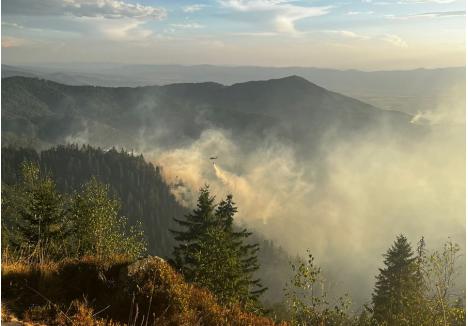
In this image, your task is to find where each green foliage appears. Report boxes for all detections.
[284,250,351,326]
[172,185,217,277]
[171,186,265,310]
[284,238,465,326]
[2,161,146,261]
[70,177,147,259]
[215,194,266,307]
[2,162,70,261]
[420,239,465,326]
[1,145,292,304]
[372,235,425,324]
[371,235,465,326]
[1,145,186,257]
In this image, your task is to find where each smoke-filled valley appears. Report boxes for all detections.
[2,70,465,307]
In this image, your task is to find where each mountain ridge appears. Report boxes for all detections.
[5,63,462,115]
[2,75,421,155]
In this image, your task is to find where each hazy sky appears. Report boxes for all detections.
[1,0,466,69]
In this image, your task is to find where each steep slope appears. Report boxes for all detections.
[1,145,186,256]
[1,145,293,304]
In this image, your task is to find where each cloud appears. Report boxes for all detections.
[346,11,374,15]
[325,30,407,47]
[2,0,165,43]
[183,4,207,13]
[325,30,371,40]
[399,0,458,3]
[381,33,408,47]
[95,19,153,41]
[231,31,279,36]
[2,0,166,20]
[47,16,155,41]
[219,0,331,35]
[387,10,465,19]
[171,23,205,29]
[361,0,392,5]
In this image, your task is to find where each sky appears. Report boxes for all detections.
[1,0,466,70]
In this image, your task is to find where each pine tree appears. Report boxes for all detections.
[171,185,217,280]
[372,234,424,324]
[5,162,70,259]
[215,194,266,308]
[171,186,265,309]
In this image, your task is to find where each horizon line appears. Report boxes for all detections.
[2,62,465,74]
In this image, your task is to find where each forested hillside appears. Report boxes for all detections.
[1,145,293,304]
[3,64,464,115]
[2,145,185,256]
[2,76,422,152]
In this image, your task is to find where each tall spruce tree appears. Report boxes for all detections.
[3,162,70,259]
[215,194,266,308]
[171,185,217,280]
[372,234,424,324]
[171,186,265,309]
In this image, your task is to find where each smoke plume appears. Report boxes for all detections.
[140,87,465,304]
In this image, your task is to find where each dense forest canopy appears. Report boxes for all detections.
[2,145,184,256]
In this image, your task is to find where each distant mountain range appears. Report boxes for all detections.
[3,64,465,115]
[2,75,422,155]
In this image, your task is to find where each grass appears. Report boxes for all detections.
[2,254,288,325]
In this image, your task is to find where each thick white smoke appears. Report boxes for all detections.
[139,84,465,304]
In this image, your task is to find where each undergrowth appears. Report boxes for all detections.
[2,254,287,326]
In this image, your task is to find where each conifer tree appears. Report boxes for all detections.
[171,186,265,309]
[5,162,70,258]
[372,234,424,324]
[171,185,217,280]
[215,194,266,308]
